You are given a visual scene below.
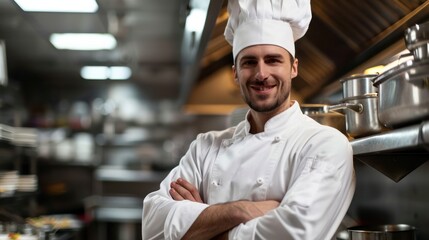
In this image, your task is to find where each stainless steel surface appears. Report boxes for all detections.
[328,102,363,114]
[373,59,429,128]
[340,74,378,99]
[348,224,416,240]
[329,95,386,138]
[350,122,427,155]
[350,121,429,182]
[344,96,386,138]
[405,21,429,60]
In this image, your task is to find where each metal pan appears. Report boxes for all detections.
[347,224,416,240]
[372,58,429,128]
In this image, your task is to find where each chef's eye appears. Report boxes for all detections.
[265,58,281,64]
[241,59,257,67]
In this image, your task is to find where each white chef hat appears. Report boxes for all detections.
[224,0,312,59]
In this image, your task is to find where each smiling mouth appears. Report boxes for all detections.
[251,85,276,92]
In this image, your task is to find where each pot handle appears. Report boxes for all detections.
[326,103,363,113]
[405,70,429,88]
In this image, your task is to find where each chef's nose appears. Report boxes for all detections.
[255,62,269,81]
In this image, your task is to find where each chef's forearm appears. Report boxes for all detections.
[182,202,244,240]
[182,200,279,239]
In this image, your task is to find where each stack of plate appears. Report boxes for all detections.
[0,171,18,196]
[17,175,37,192]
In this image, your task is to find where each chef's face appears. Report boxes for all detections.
[233,44,298,113]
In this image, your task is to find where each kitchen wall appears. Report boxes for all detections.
[348,159,429,239]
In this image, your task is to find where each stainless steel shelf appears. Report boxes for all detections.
[350,121,429,182]
[0,124,38,147]
[351,121,429,154]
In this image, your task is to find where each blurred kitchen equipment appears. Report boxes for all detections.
[0,40,7,86]
[300,104,347,136]
[0,171,18,196]
[347,224,416,240]
[372,58,429,128]
[405,21,429,60]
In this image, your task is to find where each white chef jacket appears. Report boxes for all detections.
[142,101,355,240]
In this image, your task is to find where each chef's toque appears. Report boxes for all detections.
[224,0,312,59]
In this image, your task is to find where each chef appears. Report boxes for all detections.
[142,0,355,239]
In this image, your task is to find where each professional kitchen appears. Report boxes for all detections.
[1,0,429,239]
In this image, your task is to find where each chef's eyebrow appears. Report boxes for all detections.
[264,53,285,59]
[239,55,257,62]
[239,53,284,62]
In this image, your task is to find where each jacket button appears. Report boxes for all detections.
[256,177,264,185]
[223,140,233,147]
[273,136,280,143]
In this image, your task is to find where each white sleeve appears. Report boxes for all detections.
[142,135,210,240]
[229,132,355,240]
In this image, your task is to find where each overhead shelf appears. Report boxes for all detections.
[0,124,38,147]
[95,167,169,182]
[350,121,429,182]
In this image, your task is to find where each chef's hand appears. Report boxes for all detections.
[170,178,203,203]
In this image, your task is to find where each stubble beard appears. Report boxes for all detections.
[243,86,290,113]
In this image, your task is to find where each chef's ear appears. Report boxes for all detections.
[291,58,298,79]
[232,65,238,84]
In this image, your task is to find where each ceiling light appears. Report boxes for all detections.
[81,66,132,80]
[13,0,98,13]
[109,66,132,80]
[50,33,117,50]
[81,66,109,80]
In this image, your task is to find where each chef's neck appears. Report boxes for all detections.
[248,100,294,134]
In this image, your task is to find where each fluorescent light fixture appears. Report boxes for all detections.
[109,66,132,80]
[50,33,117,50]
[81,66,132,80]
[13,0,98,13]
[81,66,109,80]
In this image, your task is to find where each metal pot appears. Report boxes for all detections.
[372,58,429,128]
[340,74,378,99]
[300,104,347,136]
[347,224,416,240]
[328,94,387,138]
[404,21,429,60]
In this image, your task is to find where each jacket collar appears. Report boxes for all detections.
[233,101,304,139]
